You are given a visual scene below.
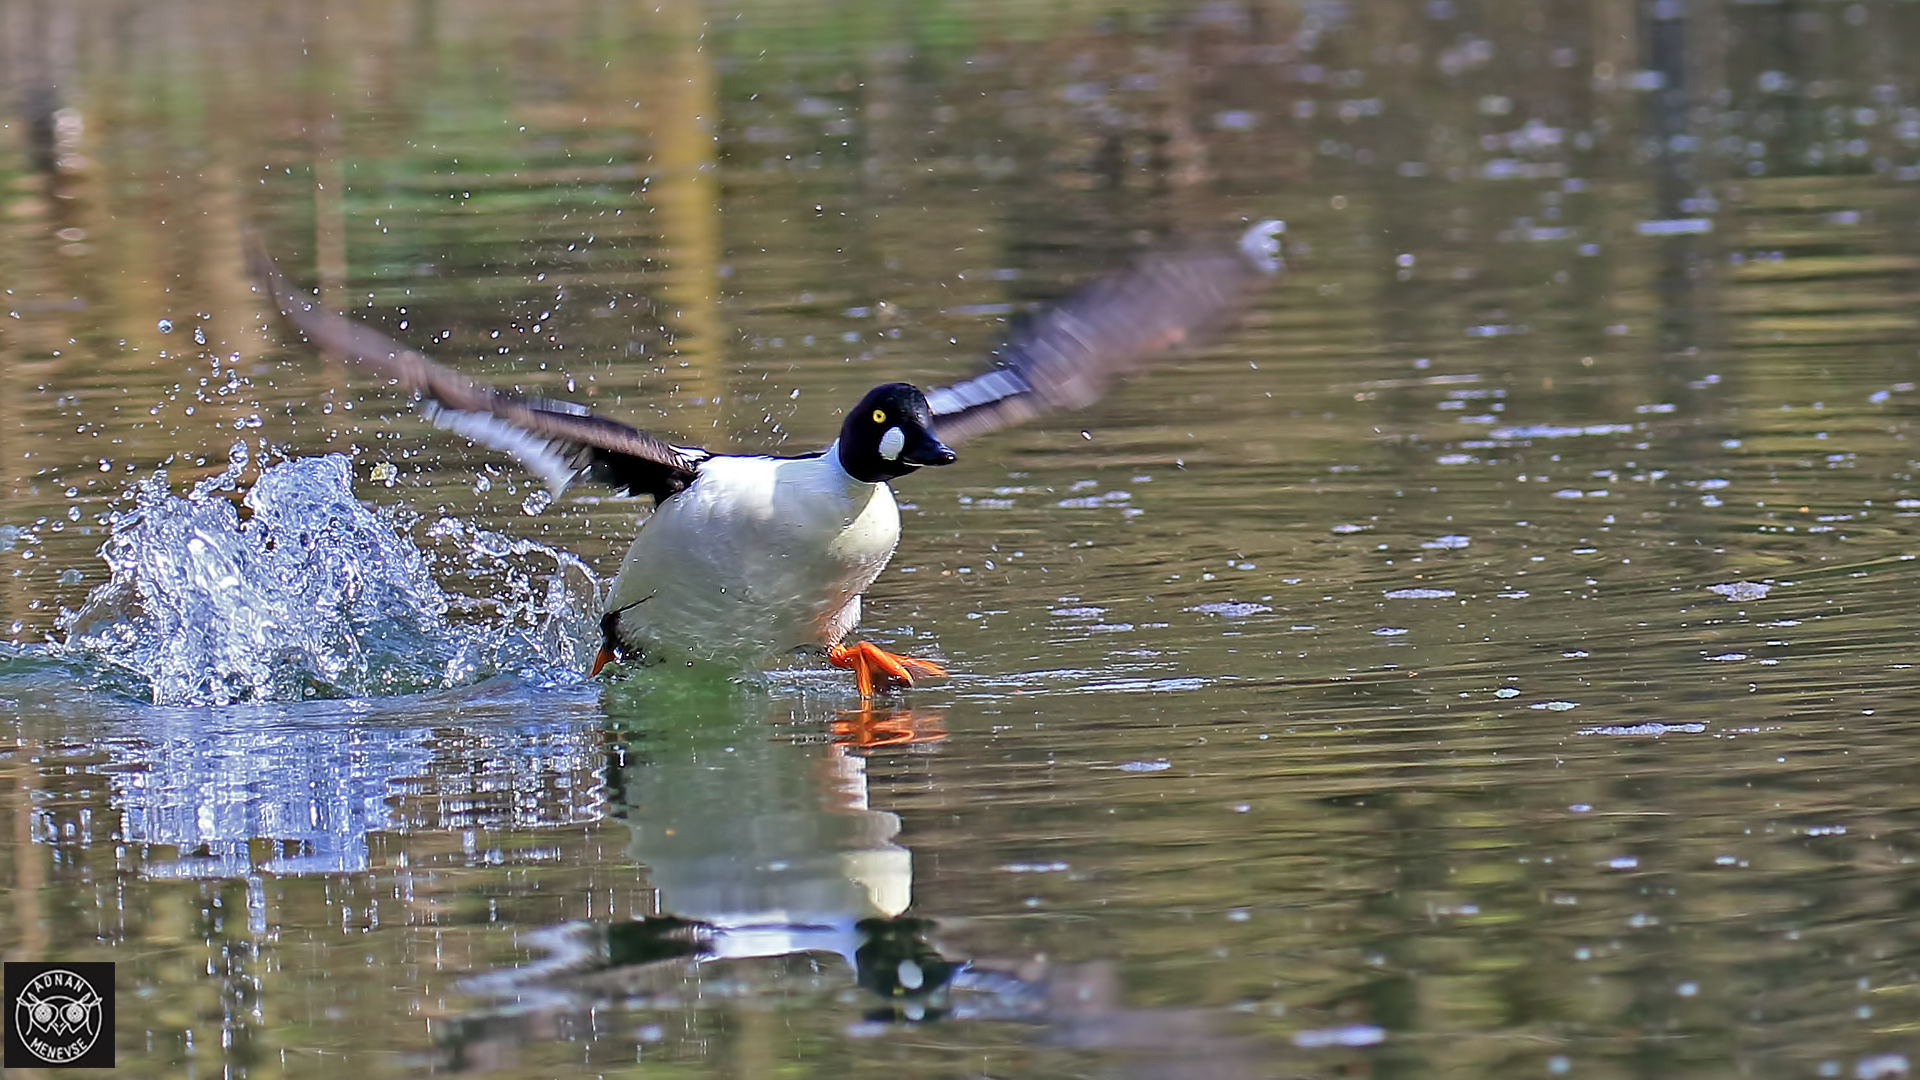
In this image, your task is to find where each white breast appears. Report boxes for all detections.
[604,446,901,667]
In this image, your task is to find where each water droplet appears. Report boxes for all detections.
[54,455,600,704]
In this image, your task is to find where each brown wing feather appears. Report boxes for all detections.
[247,241,702,503]
[927,220,1284,443]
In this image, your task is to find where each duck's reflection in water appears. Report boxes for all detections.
[437,692,1272,1078]
[607,702,926,971]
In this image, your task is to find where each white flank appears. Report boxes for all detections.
[604,443,901,666]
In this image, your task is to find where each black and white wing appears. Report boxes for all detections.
[926,220,1284,443]
[249,244,705,503]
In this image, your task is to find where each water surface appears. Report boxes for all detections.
[4,1,1920,1076]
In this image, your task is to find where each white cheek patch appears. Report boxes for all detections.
[878,426,906,461]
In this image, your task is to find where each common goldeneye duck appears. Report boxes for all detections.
[595,381,957,695]
[250,219,1283,696]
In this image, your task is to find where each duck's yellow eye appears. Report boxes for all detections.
[871,408,887,424]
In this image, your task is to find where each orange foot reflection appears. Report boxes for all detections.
[832,707,948,750]
[590,645,618,677]
[826,641,947,698]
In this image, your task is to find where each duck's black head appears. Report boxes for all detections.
[838,383,957,483]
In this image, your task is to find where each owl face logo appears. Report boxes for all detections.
[12,969,104,1064]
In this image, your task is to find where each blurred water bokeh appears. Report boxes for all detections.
[5,0,1920,1076]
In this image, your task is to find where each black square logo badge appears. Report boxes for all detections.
[4,962,115,1068]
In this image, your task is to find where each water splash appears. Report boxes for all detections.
[59,445,598,705]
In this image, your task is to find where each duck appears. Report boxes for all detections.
[249,219,1283,696]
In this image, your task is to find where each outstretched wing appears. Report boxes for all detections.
[248,243,703,503]
[926,220,1284,443]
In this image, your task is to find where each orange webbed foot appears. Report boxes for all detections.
[826,641,947,698]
